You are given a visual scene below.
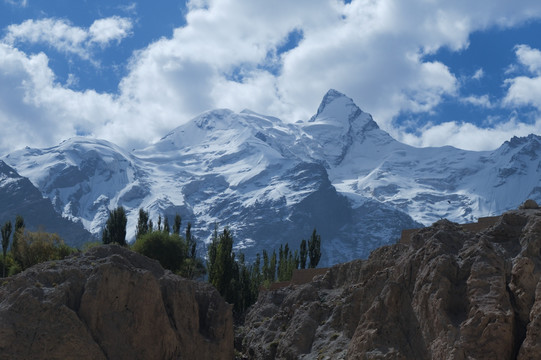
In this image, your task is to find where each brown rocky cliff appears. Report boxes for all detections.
[240,208,541,359]
[0,245,234,360]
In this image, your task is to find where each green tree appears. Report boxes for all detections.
[300,239,307,269]
[269,250,276,282]
[173,214,181,235]
[278,243,293,281]
[1,221,12,277]
[186,222,196,259]
[163,216,170,234]
[293,249,300,270]
[157,214,162,232]
[102,206,127,246]
[250,253,261,297]
[12,230,76,271]
[216,228,235,299]
[207,224,219,286]
[12,215,25,270]
[262,250,270,283]
[135,208,149,239]
[132,231,186,272]
[308,228,321,268]
[236,253,254,313]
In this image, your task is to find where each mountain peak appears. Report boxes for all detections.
[310,89,357,122]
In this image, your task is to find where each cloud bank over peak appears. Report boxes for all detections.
[1,0,541,154]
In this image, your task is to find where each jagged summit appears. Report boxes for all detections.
[310,89,362,124]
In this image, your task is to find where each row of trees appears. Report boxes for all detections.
[100,206,323,314]
[207,226,322,314]
[102,207,204,279]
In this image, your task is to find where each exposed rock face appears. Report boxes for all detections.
[240,209,541,359]
[0,245,233,360]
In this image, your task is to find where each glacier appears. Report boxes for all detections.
[3,89,541,266]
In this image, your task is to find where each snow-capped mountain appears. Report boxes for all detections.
[0,160,94,247]
[3,89,541,265]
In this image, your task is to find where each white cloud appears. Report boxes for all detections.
[4,19,89,57]
[504,76,541,108]
[3,17,133,60]
[504,44,541,109]
[2,0,541,155]
[515,44,541,74]
[398,117,541,151]
[89,16,133,46]
[460,94,493,108]
[472,68,484,80]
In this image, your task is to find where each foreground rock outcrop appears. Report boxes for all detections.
[0,245,233,360]
[240,207,541,359]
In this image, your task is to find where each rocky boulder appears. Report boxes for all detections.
[240,209,541,359]
[0,245,233,360]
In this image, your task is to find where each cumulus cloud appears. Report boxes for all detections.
[515,44,541,74]
[89,16,134,46]
[2,0,541,155]
[398,117,541,151]
[3,16,133,60]
[504,44,541,109]
[0,43,124,151]
[460,94,493,108]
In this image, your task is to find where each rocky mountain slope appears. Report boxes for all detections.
[3,90,541,265]
[0,245,233,360]
[0,160,94,247]
[239,201,541,359]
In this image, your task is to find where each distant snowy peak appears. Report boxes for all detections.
[5,137,138,191]
[310,89,357,122]
[302,89,392,167]
[308,89,376,128]
[498,134,541,159]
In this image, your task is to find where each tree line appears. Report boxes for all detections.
[2,206,323,316]
[207,226,322,314]
[103,206,322,314]
[102,207,205,279]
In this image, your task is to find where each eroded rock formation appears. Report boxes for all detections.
[0,245,233,360]
[240,208,541,359]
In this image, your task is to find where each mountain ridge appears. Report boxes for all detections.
[0,160,94,247]
[2,89,540,265]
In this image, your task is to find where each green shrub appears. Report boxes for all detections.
[132,231,186,272]
[12,230,76,272]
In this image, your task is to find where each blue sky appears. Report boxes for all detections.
[1,0,541,154]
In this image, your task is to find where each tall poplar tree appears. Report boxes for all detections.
[102,206,127,246]
[163,216,170,233]
[135,208,149,239]
[308,228,321,268]
[300,239,307,269]
[2,221,12,277]
[173,214,181,235]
